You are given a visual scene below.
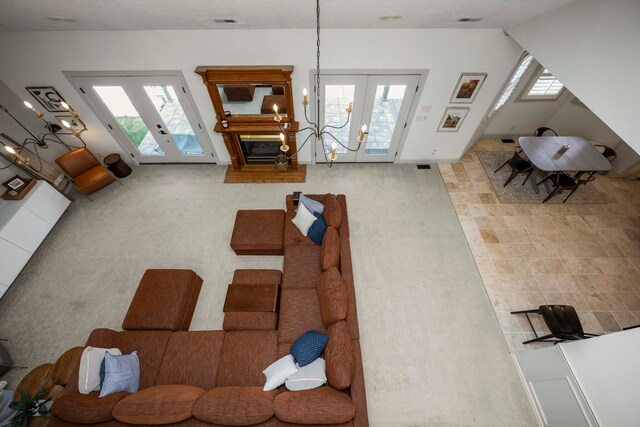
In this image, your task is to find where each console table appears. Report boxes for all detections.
[0,181,70,298]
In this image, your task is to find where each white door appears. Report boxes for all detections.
[72,75,215,163]
[316,74,420,163]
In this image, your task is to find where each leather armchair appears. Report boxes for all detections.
[55,148,116,195]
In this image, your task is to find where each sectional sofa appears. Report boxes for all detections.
[40,193,367,426]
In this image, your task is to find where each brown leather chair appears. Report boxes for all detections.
[55,148,116,196]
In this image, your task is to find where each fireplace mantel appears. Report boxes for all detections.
[196,66,305,183]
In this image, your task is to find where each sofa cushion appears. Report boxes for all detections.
[216,330,278,387]
[122,269,203,331]
[345,281,360,340]
[336,195,350,238]
[230,209,285,255]
[52,347,84,387]
[284,210,316,247]
[223,312,279,331]
[111,330,173,390]
[113,385,205,425]
[156,331,225,389]
[323,194,342,229]
[273,387,355,425]
[324,321,355,390]
[317,267,348,328]
[52,391,128,424]
[193,387,278,426]
[278,288,326,344]
[282,244,322,289]
[232,269,282,286]
[320,228,340,271]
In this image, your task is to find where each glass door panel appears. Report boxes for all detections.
[93,86,164,156]
[365,85,407,155]
[323,85,355,155]
[143,85,204,156]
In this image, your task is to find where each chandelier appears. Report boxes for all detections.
[272,0,368,166]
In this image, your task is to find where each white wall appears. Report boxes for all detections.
[0,29,522,164]
[547,96,621,146]
[506,0,640,155]
[484,59,570,137]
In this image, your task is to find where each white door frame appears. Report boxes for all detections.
[64,70,217,164]
[310,69,428,164]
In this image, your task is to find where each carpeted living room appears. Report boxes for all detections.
[1,1,639,426]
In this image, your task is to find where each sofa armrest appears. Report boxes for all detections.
[350,340,369,427]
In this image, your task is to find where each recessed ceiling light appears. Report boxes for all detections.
[379,15,402,21]
[211,19,238,24]
[46,16,77,23]
[458,18,482,22]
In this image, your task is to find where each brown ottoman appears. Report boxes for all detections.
[230,210,285,255]
[122,269,203,331]
[223,269,281,331]
[223,84,255,102]
[261,94,287,114]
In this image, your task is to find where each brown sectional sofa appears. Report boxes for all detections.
[47,193,367,427]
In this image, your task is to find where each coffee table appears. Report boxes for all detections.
[223,284,279,312]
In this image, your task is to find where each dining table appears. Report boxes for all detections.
[518,136,611,194]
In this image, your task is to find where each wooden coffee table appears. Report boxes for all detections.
[223,283,279,313]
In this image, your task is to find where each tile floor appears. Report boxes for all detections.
[441,139,640,352]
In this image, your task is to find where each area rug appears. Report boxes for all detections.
[476,151,606,204]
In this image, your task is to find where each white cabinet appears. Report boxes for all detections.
[0,181,70,295]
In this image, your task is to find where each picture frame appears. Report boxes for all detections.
[3,175,27,191]
[437,107,470,132]
[26,86,67,112]
[450,73,487,104]
[55,115,85,132]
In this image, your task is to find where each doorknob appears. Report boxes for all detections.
[159,130,167,134]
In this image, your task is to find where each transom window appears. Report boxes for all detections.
[521,68,565,100]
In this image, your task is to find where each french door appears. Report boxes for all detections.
[72,75,215,163]
[316,74,420,163]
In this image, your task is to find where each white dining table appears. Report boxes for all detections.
[518,136,611,194]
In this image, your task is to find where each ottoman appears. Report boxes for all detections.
[230,210,286,255]
[223,269,281,331]
[122,269,203,331]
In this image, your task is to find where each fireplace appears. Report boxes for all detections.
[238,134,282,164]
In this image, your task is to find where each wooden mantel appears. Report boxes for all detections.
[195,66,305,183]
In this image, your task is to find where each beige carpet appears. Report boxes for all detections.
[0,163,536,426]
[477,151,606,204]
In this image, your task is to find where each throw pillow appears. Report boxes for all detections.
[285,358,327,391]
[263,355,298,391]
[307,212,327,246]
[299,194,324,215]
[290,330,329,367]
[78,347,122,394]
[99,352,140,398]
[291,202,317,236]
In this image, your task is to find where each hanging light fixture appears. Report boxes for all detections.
[273,0,368,167]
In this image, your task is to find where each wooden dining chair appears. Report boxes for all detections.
[534,127,558,137]
[537,171,595,203]
[494,147,534,186]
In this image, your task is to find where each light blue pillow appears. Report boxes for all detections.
[300,194,324,215]
[290,331,329,367]
[99,351,140,398]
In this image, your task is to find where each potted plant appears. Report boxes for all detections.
[8,385,52,427]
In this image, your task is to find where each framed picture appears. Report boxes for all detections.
[26,86,67,112]
[3,175,27,191]
[437,107,470,132]
[56,115,84,132]
[450,73,487,103]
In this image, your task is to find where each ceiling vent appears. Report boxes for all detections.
[212,19,238,24]
[458,18,482,22]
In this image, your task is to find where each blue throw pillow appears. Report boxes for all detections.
[307,212,327,246]
[290,331,329,367]
[300,194,324,215]
[99,351,140,398]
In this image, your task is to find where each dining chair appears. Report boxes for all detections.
[537,171,595,203]
[494,146,534,186]
[593,144,617,176]
[511,305,599,345]
[533,127,558,137]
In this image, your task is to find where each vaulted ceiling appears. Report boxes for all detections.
[0,0,575,31]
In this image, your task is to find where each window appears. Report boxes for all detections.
[493,53,534,111]
[521,68,565,100]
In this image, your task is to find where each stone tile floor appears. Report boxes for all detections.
[441,139,640,352]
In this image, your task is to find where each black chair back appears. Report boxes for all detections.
[534,127,558,137]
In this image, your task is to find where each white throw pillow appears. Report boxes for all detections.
[285,358,327,391]
[78,346,121,394]
[263,355,298,391]
[291,202,317,236]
